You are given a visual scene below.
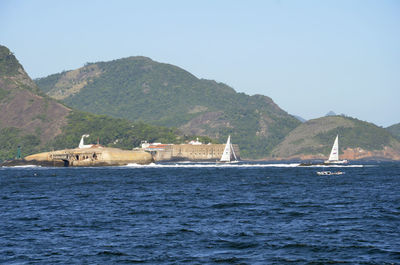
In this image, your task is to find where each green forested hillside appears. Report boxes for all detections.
[0,47,20,76]
[386,123,400,140]
[3,45,400,161]
[35,56,301,158]
[48,111,215,151]
[0,128,42,160]
[0,45,207,161]
[271,116,400,158]
[0,110,207,160]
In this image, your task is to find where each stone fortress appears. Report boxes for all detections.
[2,135,240,167]
[142,138,240,162]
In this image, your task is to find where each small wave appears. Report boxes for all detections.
[28,196,49,200]
[97,250,127,256]
[41,227,54,232]
[299,164,364,168]
[215,239,259,250]
[15,216,40,221]
[211,256,245,263]
[286,211,307,217]
[117,259,146,263]
[44,252,61,256]
[178,228,197,233]
[128,210,154,215]
[211,202,255,209]
[281,242,319,250]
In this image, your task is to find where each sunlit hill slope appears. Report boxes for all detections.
[35,56,301,158]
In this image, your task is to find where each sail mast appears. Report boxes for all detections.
[328,135,339,161]
[220,135,232,162]
[231,144,238,161]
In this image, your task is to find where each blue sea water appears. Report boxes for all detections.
[0,162,399,264]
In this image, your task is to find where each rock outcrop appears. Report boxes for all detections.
[24,147,153,166]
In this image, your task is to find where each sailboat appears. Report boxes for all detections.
[219,135,239,163]
[324,135,348,164]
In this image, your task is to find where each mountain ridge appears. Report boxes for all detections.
[271,116,400,160]
[0,44,72,158]
[35,56,301,158]
[386,123,400,140]
[0,45,71,141]
[9,49,399,160]
[0,46,211,160]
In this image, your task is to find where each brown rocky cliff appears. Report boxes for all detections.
[341,147,400,160]
[0,46,71,142]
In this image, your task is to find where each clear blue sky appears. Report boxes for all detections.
[1,0,399,127]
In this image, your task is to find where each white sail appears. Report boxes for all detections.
[324,135,348,164]
[231,143,238,161]
[328,135,339,161]
[220,135,232,162]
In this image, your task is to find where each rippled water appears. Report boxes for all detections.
[1,162,399,264]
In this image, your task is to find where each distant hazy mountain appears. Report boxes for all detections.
[0,45,194,160]
[325,111,336,116]
[35,56,301,158]
[293,115,307,123]
[386,123,400,140]
[271,115,400,160]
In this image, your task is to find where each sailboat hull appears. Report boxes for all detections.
[324,159,348,164]
[216,160,239,164]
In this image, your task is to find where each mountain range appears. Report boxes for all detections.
[2,44,400,160]
[0,45,198,160]
[35,56,301,158]
[271,116,400,160]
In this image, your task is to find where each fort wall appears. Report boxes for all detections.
[148,144,240,162]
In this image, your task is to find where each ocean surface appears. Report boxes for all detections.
[1,162,399,264]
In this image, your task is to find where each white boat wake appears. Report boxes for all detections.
[298,164,365,168]
[2,165,42,168]
[123,162,366,168]
[124,163,301,168]
[1,163,366,169]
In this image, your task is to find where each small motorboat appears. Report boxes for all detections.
[316,171,344,176]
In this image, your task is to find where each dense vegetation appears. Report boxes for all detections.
[35,72,63,93]
[48,111,216,151]
[0,110,214,161]
[35,56,301,158]
[0,86,10,101]
[0,46,217,161]
[2,44,400,161]
[272,116,400,158]
[0,127,42,160]
[386,123,400,140]
[314,117,394,154]
[0,45,20,76]
[58,57,243,125]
